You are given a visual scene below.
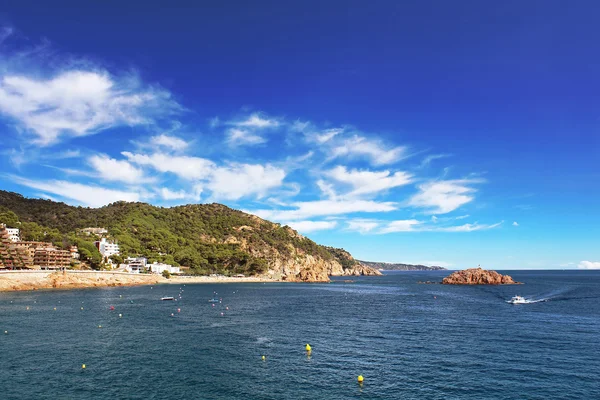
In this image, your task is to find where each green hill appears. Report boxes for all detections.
[0,190,366,281]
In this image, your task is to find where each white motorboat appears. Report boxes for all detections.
[508,295,528,304]
[161,296,175,301]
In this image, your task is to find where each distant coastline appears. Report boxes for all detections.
[358,260,447,271]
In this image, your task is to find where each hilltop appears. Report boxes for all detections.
[0,190,377,282]
[358,260,447,271]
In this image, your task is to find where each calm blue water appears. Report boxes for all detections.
[1,270,599,399]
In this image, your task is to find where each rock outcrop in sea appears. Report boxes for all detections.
[441,267,519,285]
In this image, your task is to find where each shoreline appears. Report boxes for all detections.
[0,270,277,292]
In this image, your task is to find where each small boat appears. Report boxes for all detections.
[508,295,528,304]
[161,297,175,301]
[208,298,220,303]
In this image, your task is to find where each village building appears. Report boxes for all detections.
[81,227,108,236]
[33,247,71,270]
[94,238,120,258]
[6,228,20,242]
[148,262,180,275]
[0,226,32,269]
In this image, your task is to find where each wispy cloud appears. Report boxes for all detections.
[379,219,422,233]
[0,33,181,146]
[229,113,280,129]
[88,154,149,184]
[330,135,406,165]
[8,175,140,207]
[409,179,483,214]
[249,199,397,221]
[346,219,381,234]
[0,71,179,146]
[150,134,188,151]
[226,128,267,146]
[285,220,338,233]
[418,153,451,168]
[207,163,286,201]
[122,151,215,180]
[324,166,413,197]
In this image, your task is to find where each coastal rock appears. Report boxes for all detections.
[441,268,519,285]
[344,263,383,276]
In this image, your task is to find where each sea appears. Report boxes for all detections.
[1,270,599,399]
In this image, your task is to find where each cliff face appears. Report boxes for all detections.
[0,190,380,282]
[442,268,518,285]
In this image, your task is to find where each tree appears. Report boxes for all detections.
[0,206,19,228]
[110,254,124,265]
[162,270,171,279]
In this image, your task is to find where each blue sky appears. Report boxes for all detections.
[0,1,598,269]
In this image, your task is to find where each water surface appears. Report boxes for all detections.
[1,270,599,399]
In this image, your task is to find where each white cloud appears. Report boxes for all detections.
[285,220,337,233]
[330,135,406,165]
[418,154,450,168]
[207,163,286,201]
[158,188,190,201]
[379,219,421,233]
[578,261,600,269]
[324,166,413,196]
[315,128,343,143]
[89,154,146,184]
[432,221,503,232]
[122,152,215,180]
[150,134,188,151]
[250,199,397,221]
[9,175,140,207]
[316,179,337,199]
[0,70,178,145]
[226,128,267,146]
[431,216,438,223]
[512,221,519,227]
[409,179,482,214]
[344,218,503,234]
[231,113,280,129]
[346,219,380,234]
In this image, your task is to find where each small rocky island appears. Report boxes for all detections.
[442,267,520,285]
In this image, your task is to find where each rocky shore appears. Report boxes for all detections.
[0,270,162,292]
[442,268,519,285]
[0,268,381,292]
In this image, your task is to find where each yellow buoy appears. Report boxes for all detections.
[82,364,86,369]
[54,307,57,311]
[262,355,266,361]
[305,344,312,352]
[358,375,364,383]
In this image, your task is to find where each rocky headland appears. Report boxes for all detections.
[442,268,519,285]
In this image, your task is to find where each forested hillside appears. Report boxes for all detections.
[0,190,367,280]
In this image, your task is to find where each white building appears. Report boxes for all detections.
[120,257,147,273]
[81,227,108,236]
[148,262,180,275]
[94,238,120,258]
[6,228,20,242]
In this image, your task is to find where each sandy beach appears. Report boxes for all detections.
[0,270,276,292]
